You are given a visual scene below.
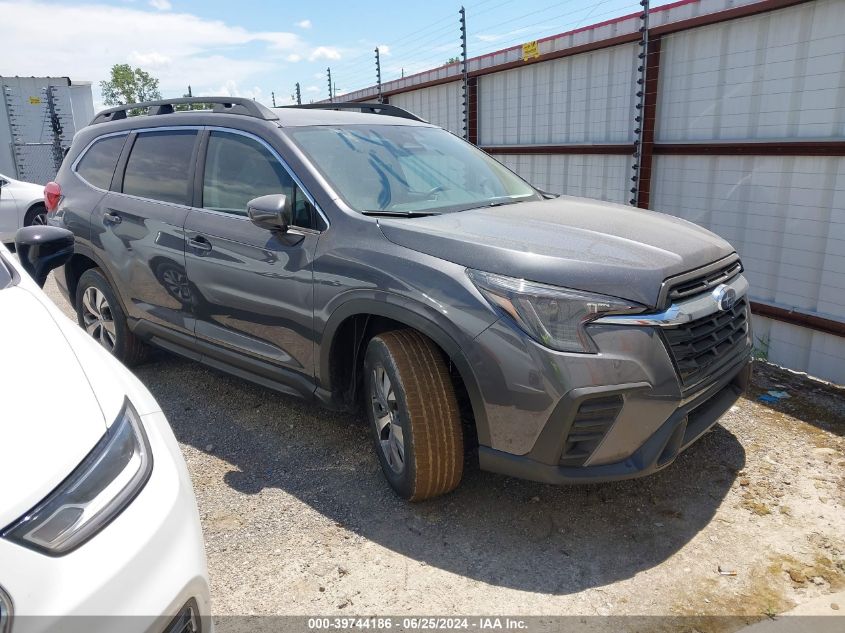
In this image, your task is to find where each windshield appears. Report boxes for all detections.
[287,124,540,214]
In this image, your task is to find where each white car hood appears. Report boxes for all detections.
[0,285,108,527]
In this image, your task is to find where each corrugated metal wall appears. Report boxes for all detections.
[497,154,633,204]
[650,0,845,382]
[339,0,845,384]
[0,77,93,183]
[479,44,640,146]
[389,82,464,136]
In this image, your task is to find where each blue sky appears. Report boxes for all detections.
[2,0,654,109]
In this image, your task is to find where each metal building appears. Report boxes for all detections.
[336,0,845,385]
[1,77,95,185]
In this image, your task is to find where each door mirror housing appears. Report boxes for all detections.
[247,194,291,232]
[14,226,75,288]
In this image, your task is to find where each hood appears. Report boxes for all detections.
[0,285,107,526]
[378,196,735,307]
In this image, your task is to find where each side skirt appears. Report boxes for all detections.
[131,318,317,401]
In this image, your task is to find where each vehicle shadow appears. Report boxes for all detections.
[137,352,745,595]
[745,361,844,438]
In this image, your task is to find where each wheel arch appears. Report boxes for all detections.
[61,244,123,313]
[319,296,491,447]
[23,199,46,224]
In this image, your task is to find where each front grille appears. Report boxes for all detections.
[668,260,743,302]
[559,395,623,466]
[663,297,749,393]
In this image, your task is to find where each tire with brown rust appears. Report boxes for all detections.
[363,329,464,501]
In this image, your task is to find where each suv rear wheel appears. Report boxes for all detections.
[363,330,464,500]
[75,268,149,366]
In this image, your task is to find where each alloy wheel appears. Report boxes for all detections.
[81,286,116,351]
[371,364,405,474]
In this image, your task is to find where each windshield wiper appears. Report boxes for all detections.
[458,197,524,212]
[361,209,441,217]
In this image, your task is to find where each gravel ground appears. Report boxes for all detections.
[41,274,844,625]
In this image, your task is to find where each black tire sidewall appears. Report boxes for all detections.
[363,337,417,499]
[75,268,133,362]
[24,204,47,226]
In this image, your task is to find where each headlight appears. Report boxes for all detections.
[2,400,152,555]
[467,269,644,352]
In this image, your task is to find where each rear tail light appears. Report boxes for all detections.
[44,181,62,213]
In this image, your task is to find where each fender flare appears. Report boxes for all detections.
[319,295,491,446]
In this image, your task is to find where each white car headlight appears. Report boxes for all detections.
[2,400,152,555]
[467,269,644,353]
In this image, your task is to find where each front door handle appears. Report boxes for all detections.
[103,211,122,225]
[188,236,213,254]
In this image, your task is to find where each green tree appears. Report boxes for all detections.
[99,64,162,106]
[445,56,460,65]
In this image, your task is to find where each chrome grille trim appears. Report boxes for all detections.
[593,274,748,327]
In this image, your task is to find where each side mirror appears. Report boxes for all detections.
[14,225,75,287]
[247,194,291,232]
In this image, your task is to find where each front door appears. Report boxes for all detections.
[184,129,321,383]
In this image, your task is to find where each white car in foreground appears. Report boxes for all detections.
[0,228,210,633]
[0,175,47,244]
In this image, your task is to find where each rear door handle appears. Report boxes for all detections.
[103,211,122,225]
[188,235,213,254]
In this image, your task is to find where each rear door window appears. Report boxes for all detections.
[122,130,197,205]
[75,135,127,190]
[201,130,317,228]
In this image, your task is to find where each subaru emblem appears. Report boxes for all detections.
[712,284,737,312]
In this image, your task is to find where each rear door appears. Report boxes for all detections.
[91,128,200,335]
[183,128,322,382]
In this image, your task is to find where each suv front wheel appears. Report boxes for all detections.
[363,330,464,501]
[75,268,149,366]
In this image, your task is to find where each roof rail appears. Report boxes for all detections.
[284,102,426,122]
[90,97,279,125]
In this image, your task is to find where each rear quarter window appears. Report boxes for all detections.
[75,135,127,190]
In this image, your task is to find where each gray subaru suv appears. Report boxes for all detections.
[49,97,752,500]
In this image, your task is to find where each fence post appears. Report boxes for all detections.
[631,0,650,207]
[375,48,383,103]
[460,6,468,141]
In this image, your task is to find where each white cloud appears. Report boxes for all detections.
[286,53,302,62]
[376,44,391,56]
[308,46,342,62]
[128,51,172,68]
[0,1,304,103]
[149,0,172,10]
[214,80,264,102]
[305,85,320,93]
[296,19,311,29]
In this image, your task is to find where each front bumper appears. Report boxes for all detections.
[467,303,753,484]
[0,409,211,633]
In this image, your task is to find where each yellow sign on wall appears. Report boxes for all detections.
[522,41,540,62]
[28,96,42,105]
